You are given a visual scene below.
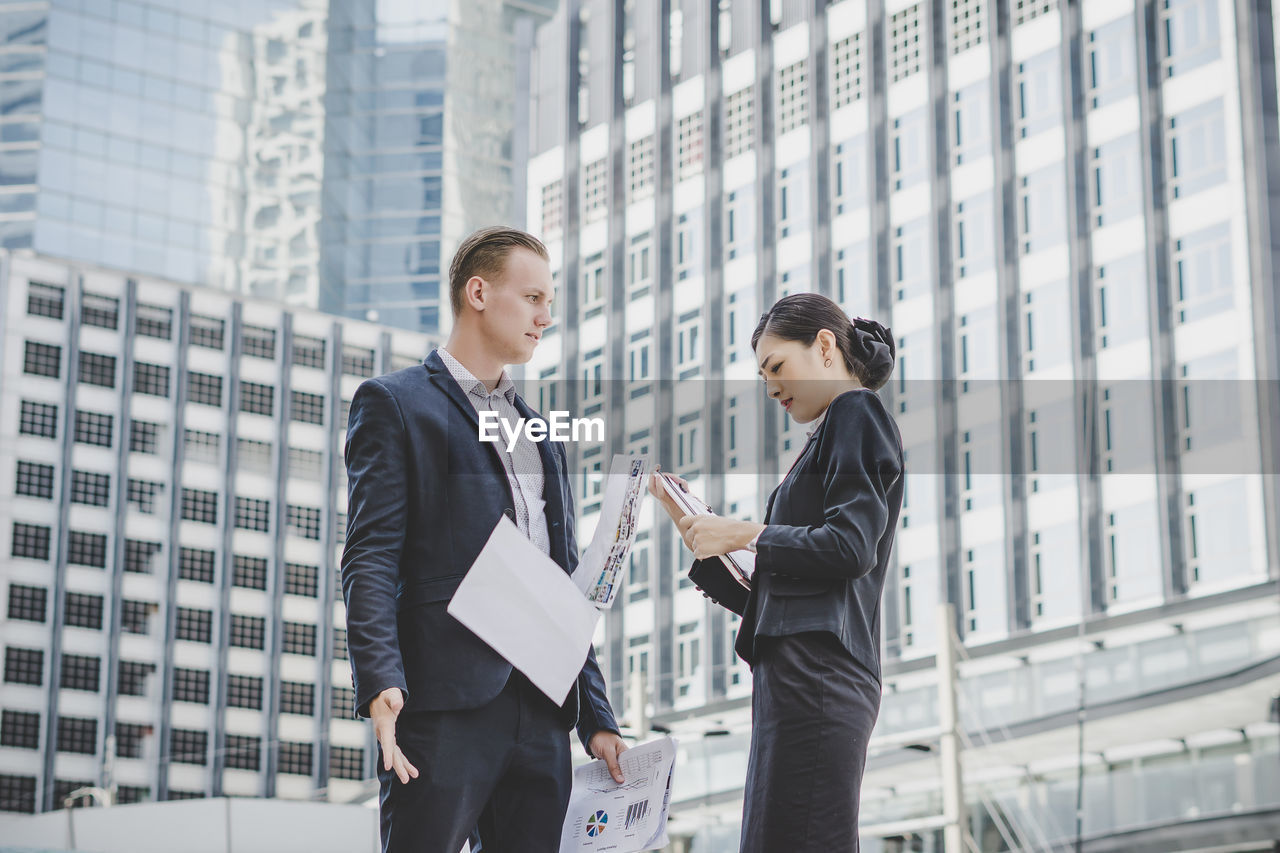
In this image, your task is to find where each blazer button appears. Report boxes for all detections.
[503,508,516,521]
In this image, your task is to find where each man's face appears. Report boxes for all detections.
[473,247,555,365]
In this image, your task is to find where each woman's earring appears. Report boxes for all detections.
[824,358,832,368]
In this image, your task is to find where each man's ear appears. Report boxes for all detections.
[464,275,487,312]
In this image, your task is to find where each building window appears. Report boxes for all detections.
[120,599,153,635]
[65,592,104,630]
[342,345,375,378]
[234,497,271,533]
[892,110,928,191]
[129,420,162,454]
[831,31,865,109]
[582,158,609,223]
[127,478,164,514]
[949,0,985,54]
[952,81,991,166]
[225,734,260,771]
[19,400,58,438]
[133,362,170,398]
[170,729,208,765]
[187,372,223,408]
[242,325,276,359]
[74,410,114,447]
[675,112,703,180]
[1167,99,1226,200]
[175,607,213,643]
[27,281,64,319]
[81,293,119,330]
[287,447,323,481]
[540,178,564,235]
[14,460,54,500]
[332,685,355,718]
[1173,223,1233,321]
[285,563,319,598]
[628,136,655,200]
[1014,0,1056,25]
[333,628,349,661]
[56,716,98,754]
[725,86,754,159]
[227,674,263,710]
[0,774,37,813]
[286,505,321,541]
[118,660,156,696]
[1161,0,1220,76]
[1091,134,1142,226]
[290,391,325,426]
[330,746,366,780]
[240,381,275,417]
[115,722,151,759]
[280,681,314,716]
[60,654,100,692]
[11,522,51,561]
[1088,16,1137,109]
[232,555,268,590]
[67,530,108,568]
[1016,51,1061,139]
[776,59,808,135]
[116,785,149,804]
[4,646,43,685]
[230,615,266,650]
[124,539,162,574]
[23,340,61,378]
[183,429,221,465]
[0,710,40,750]
[279,742,313,776]
[7,584,46,622]
[292,335,326,369]
[70,470,110,506]
[237,438,273,474]
[135,302,173,340]
[283,622,317,656]
[178,547,215,583]
[181,488,218,524]
[172,667,210,704]
[889,4,923,82]
[190,314,225,350]
[955,193,995,278]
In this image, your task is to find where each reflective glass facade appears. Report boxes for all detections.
[0,0,555,334]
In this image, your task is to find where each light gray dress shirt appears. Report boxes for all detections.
[437,347,551,556]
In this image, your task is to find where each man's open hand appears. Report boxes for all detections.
[588,730,629,784]
[371,687,419,784]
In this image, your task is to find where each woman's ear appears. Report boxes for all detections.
[815,328,838,363]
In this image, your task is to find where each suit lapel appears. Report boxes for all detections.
[425,351,510,481]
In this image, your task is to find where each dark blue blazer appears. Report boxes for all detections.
[724,388,905,680]
[340,350,618,751]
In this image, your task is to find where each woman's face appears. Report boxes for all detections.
[754,331,854,424]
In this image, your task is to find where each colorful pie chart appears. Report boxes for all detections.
[586,810,608,837]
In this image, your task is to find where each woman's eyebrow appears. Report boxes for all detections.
[757,354,778,376]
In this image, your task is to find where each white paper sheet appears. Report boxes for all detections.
[559,737,678,853]
[656,472,755,582]
[573,455,652,608]
[447,516,602,705]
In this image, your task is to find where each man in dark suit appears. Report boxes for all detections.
[341,227,626,853]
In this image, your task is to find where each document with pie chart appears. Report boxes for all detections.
[558,736,677,853]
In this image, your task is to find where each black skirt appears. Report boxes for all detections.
[740,631,882,853]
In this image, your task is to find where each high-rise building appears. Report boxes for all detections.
[0,0,556,336]
[0,250,436,812]
[527,1,1280,849]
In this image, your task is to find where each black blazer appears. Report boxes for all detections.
[702,388,904,680]
[340,350,618,750]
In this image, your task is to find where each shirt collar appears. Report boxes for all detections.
[805,409,827,440]
[437,346,517,404]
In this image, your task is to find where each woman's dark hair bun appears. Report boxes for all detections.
[750,293,896,391]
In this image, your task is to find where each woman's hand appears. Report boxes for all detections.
[677,516,766,560]
[648,466,690,527]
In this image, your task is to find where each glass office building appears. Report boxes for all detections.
[527,0,1280,850]
[0,0,555,335]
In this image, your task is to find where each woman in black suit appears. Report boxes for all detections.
[650,293,903,853]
